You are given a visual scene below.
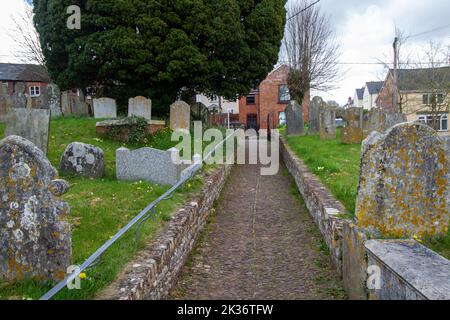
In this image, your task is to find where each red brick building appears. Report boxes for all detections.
[238,64,309,130]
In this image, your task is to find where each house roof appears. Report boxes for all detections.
[356,87,365,100]
[394,66,450,91]
[0,63,51,82]
[366,81,384,95]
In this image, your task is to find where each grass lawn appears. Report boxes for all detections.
[0,117,205,300]
[284,129,450,260]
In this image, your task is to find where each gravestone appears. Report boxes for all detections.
[364,109,407,135]
[11,93,27,109]
[116,147,189,186]
[61,91,89,116]
[47,84,62,118]
[170,101,191,132]
[384,112,407,129]
[0,83,8,95]
[60,142,105,178]
[285,100,304,136]
[0,95,10,122]
[309,97,321,135]
[0,135,71,281]
[319,103,336,140]
[5,108,50,154]
[128,96,152,120]
[93,97,117,119]
[355,122,449,238]
[342,107,363,144]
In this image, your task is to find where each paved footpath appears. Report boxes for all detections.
[169,159,345,300]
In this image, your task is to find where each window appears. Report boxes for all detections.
[418,114,448,131]
[246,95,256,105]
[278,112,286,125]
[278,84,290,103]
[29,86,41,97]
[423,93,445,105]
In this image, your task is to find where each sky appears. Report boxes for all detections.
[1,0,449,104]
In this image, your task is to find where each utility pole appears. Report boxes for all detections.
[393,37,399,114]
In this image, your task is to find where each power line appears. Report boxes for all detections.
[408,23,450,39]
[287,0,321,21]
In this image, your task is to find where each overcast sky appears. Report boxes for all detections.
[1,0,449,104]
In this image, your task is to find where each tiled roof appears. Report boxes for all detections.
[366,81,384,95]
[356,87,365,100]
[0,63,50,82]
[395,66,450,91]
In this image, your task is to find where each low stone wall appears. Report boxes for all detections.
[97,163,232,300]
[280,138,348,275]
[280,137,450,300]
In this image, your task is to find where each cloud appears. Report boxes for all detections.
[288,0,450,104]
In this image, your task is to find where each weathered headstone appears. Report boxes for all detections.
[342,107,363,144]
[170,101,191,132]
[93,97,117,119]
[355,122,450,238]
[116,147,188,185]
[0,83,8,95]
[61,90,89,116]
[0,135,71,281]
[5,108,50,155]
[128,96,152,120]
[60,142,105,178]
[364,109,407,135]
[319,103,336,140]
[309,97,321,135]
[384,112,407,129]
[11,93,27,109]
[285,100,304,136]
[0,95,10,122]
[47,84,62,118]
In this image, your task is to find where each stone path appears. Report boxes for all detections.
[169,158,345,300]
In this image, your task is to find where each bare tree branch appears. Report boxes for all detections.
[7,1,45,65]
[283,0,341,100]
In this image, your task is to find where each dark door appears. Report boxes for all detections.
[247,114,258,130]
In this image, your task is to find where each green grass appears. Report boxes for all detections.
[0,117,205,300]
[284,128,450,260]
[285,129,361,217]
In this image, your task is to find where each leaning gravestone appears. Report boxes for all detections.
[355,122,450,238]
[0,135,71,281]
[128,96,152,120]
[309,97,321,135]
[5,108,50,155]
[319,103,336,140]
[170,100,191,132]
[285,100,304,136]
[60,142,105,178]
[342,107,363,144]
[93,97,117,119]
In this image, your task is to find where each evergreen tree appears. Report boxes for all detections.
[33,0,286,112]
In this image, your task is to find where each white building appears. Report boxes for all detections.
[362,81,383,110]
[195,94,239,114]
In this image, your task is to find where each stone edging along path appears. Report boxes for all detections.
[97,163,232,300]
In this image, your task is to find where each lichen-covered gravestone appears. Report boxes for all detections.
[285,100,304,136]
[128,96,152,120]
[0,136,71,281]
[319,103,336,140]
[342,107,363,144]
[47,84,62,118]
[60,142,105,178]
[309,97,321,135]
[170,101,191,132]
[5,108,50,155]
[93,97,117,119]
[355,122,450,238]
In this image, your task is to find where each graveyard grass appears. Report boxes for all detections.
[284,129,450,260]
[0,118,204,300]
